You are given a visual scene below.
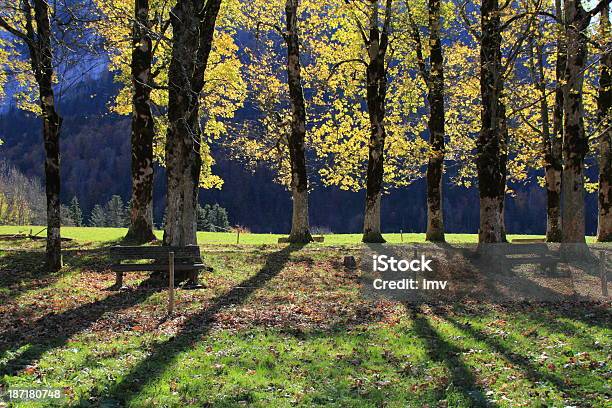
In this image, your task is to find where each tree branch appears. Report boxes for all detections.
[406,1,429,86]
[459,1,480,40]
[327,58,368,81]
[0,16,31,45]
[256,20,286,40]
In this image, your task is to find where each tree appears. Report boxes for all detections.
[105,195,127,227]
[284,0,313,243]
[408,0,446,242]
[196,204,212,231]
[561,0,609,246]
[0,0,63,270]
[229,0,331,242]
[474,0,543,244]
[89,204,108,227]
[597,3,611,242]
[163,0,224,247]
[124,0,157,243]
[210,203,229,231]
[196,203,230,231]
[359,0,393,243]
[0,160,46,225]
[60,205,75,226]
[477,0,507,243]
[308,0,427,243]
[68,196,83,227]
[546,0,565,242]
[95,0,245,245]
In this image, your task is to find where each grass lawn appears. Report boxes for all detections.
[0,234,610,407]
[0,225,598,246]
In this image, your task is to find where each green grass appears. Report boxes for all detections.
[0,239,610,407]
[0,225,597,245]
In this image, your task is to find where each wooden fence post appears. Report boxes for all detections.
[169,252,175,316]
[600,251,608,298]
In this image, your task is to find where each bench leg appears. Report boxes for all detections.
[187,270,199,286]
[115,271,123,288]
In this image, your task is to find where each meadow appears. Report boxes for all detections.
[0,228,609,407]
[0,225,597,246]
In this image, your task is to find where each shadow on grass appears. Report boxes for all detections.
[0,249,57,301]
[440,312,600,403]
[0,242,123,302]
[0,274,163,376]
[78,244,306,406]
[406,306,495,407]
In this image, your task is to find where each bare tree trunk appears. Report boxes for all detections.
[597,4,611,242]
[425,0,445,242]
[163,0,222,248]
[362,0,391,243]
[561,0,589,245]
[125,0,156,244]
[26,0,63,270]
[477,0,505,243]
[546,0,565,242]
[285,0,312,244]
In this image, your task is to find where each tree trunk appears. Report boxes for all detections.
[425,0,445,242]
[362,0,391,243]
[28,0,62,271]
[285,0,313,244]
[561,0,589,245]
[597,4,611,242]
[546,0,565,242]
[477,0,505,244]
[163,0,222,248]
[125,0,156,244]
[499,102,509,243]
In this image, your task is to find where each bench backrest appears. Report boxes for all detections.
[110,245,201,263]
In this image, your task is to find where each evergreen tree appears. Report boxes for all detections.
[89,204,107,227]
[60,204,75,226]
[105,195,127,227]
[196,204,212,231]
[68,196,83,227]
[196,203,230,231]
[211,203,229,231]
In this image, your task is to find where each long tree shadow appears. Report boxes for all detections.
[0,245,118,302]
[429,242,610,328]
[440,312,600,403]
[0,276,163,376]
[0,249,57,301]
[407,305,495,407]
[78,244,305,406]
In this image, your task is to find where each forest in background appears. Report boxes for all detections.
[0,70,598,234]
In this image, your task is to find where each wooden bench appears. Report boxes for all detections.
[110,245,205,289]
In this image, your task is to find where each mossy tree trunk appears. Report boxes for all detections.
[477,0,506,244]
[362,0,392,243]
[17,0,64,270]
[561,0,590,245]
[545,0,565,243]
[163,0,221,251]
[125,0,156,244]
[425,0,446,242]
[285,0,313,244]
